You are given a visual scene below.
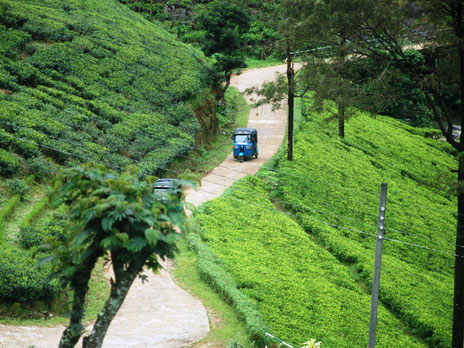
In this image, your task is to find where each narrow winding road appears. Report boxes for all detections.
[0,65,288,348]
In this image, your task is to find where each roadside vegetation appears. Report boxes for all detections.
[173,239,254,348]
[191,97,456,347]
[0,2,249,325]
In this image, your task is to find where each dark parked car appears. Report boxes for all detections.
[153,178,183,203]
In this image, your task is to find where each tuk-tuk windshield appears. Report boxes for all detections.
[234,134,250,143]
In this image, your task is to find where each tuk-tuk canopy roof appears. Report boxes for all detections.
[233,128,257,136]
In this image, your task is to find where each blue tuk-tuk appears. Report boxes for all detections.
[232,128,258,162]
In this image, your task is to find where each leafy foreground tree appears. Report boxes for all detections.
[196,0,251,102]
[42,164,188,348]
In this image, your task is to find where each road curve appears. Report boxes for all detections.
[187,65,288,206]
[0,65,288,348]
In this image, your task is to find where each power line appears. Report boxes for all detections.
[192,184,462,259]
[194,168,460,251]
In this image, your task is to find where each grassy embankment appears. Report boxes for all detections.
[245,57,284,69]
[190,98,456,347]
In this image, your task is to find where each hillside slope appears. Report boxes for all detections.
[0,0,208,177]
[193,101,456,347]
[0,0,209,317]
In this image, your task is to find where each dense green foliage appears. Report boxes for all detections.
[194,100,456,346]
[0,0,209,318]
[0,246,59,302]
[0,0,208,177]
[196,0,250,100]
[187,231,267,345]
[273,101,456,346]
[7,178,30,199]
[194,176,427,347]
[118,0,281,60]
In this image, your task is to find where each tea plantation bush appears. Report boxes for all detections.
[0,246,59,302]
[0,0,208,177]
[194,176,427,347]
[271,102,456,346]
[0,0,209,307]
[7,178,29,199]
[193,101,456,346]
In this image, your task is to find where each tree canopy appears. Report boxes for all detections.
[196,0,251,101]
[43,164,189,348]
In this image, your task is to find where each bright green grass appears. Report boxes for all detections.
[272,101,455,347]
[194,175,428,348]
[3,183,47,244]
[192,98,456,347]
[173,239,254,348]
[245,57,283,69]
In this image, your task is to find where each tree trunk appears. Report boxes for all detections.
[453,2,464,345]
[287,44,294,161]
[215,71,231,104]
[338,103,345,138]
[58,282,89,348]
[82,255,147,348]
[58,246,100,348]
[149,0,153,22]
[453,156,464,348]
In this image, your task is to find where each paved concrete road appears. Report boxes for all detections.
[187,65,287,206]
[0,65,288,348]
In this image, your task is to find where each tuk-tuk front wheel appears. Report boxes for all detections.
[239,156,243,163]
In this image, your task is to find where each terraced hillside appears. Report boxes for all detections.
[0,0,208,177]
[193,100,456,347]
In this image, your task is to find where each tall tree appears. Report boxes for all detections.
[43,164,188,348]
[245,0,306,160]
[196,0,251,102]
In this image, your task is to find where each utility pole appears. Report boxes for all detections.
[286,42,294,161]
[368,182,387,348]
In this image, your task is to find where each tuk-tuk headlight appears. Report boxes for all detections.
[233,145,238,149]
[246,146,252,149]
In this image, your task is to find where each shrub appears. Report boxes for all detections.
[7,178,29,199]
[0,247,60,302]
[194,177,428,347]
[187,232,267,345]
[270,100,455,346]
[0,148,20,177]
[0,0,208,178]
[18,226,47,249]
[26,156,53,181]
